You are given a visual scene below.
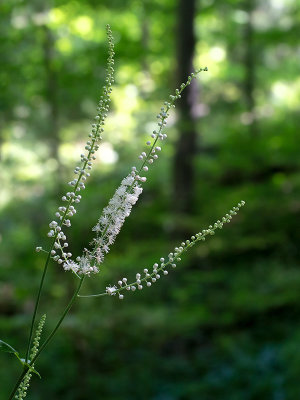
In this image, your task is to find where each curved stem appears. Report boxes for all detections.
[8,276,85,400]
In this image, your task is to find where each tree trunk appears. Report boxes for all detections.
[173,0,198,217]
[243,0,257,135]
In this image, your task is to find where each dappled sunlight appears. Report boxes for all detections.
[60,140,118,167]
[3,142,44,175]
[97,142,119,165]
[50,8,66,25]
[116,64,140,85]
[70,15,93,37]
[56,36,72,53]
[149,60,165,75]
[109,83,140,143]
[1,142,53,207]
[59,142,82,164]
[209,46,226,62]
[195,43,227,79]
[136,71,155,93]
[50,6,106,45]
[271,79,300,109]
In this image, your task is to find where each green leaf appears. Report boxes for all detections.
[20,359,41,379]
[1,340,41,377]
[28,365,41,379]
[0,339,18,354]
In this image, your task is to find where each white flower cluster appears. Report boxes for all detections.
[101,201,245,299]
[86,175,143,265]
[40,25,115,276]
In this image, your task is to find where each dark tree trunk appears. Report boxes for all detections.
[173,0,198,216]
[243,0,257,135]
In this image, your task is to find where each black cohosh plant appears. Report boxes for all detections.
[3,25,245,398]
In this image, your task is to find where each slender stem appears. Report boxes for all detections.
[8,276,85,400]
[34,276,85,361]
[8,370,26,400]
[24,241,55,363]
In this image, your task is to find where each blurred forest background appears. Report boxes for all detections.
[1,0,300,399]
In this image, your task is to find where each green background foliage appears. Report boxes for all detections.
[1,0,299,398]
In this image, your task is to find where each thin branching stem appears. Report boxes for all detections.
[8,276,85,400]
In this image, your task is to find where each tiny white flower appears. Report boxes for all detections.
[106,285,117,295]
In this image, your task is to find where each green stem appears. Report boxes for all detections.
[8,370,26,400]
[8,276,85,400]
[34,276,85,361]
[24,242,55,364]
